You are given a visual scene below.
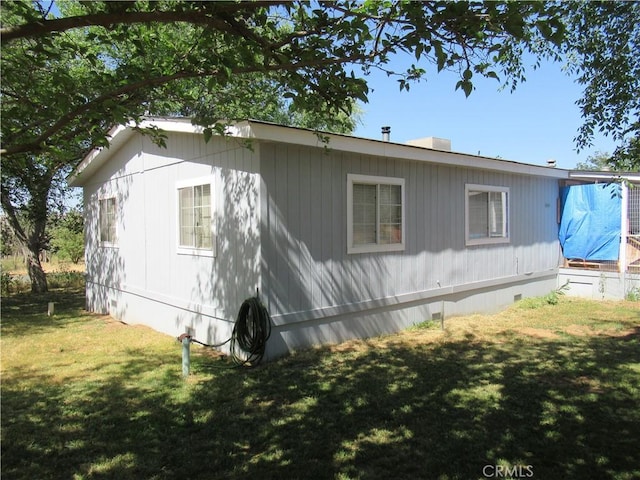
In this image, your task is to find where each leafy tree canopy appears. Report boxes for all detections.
[575,151,613,172]
[2,1,638,163]
[575,137,640,173]
[564,1,639,171]
[610,136,640,172]
[1,0,639,291]
[4,0,636,162]
[49,209,84,264]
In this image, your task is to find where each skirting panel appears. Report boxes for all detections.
[265,273,558,359]
[86,273,558,361]
[558,268,640,300]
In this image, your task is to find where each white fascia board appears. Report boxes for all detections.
[68,124,133,186]
[138,117,204,133]
[569,171,640,183]
[68,118,204,187]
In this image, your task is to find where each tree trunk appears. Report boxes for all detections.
[1,160,60,295]
[24,247,48,293]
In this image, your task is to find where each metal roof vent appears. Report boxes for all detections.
[381,126,391,142]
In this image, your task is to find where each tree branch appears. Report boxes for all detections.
[1,45,385,157]
[0,189,29,246]
[1,69,210,156]
[1,3,287,42]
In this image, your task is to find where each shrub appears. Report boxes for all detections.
[50,227,84,264]
[1,271,14,296]
[47,271,85,290]
[517,281,570,309]
[626,286,640,302]
[410,319,441,331]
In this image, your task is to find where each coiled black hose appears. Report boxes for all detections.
[230,296,272,367]
[183,294,272,367]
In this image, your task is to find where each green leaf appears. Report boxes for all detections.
[203,127,213,143]
[456,79,473,97]
[433,41,446,72]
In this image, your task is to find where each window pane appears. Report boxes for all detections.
[353,184,376,245]
[180,187,194,210]
[107,198,116,243]
[179,184,212,249]
[379,184,402,244]
[489,191,506,237]
[354,183,376,206]
[179,187,194,247]
[194,224,212,249]
[194,184,212,248]
[379,224,402,244]
[349,177,404,251]
[194,184,210,208]
[194,206,212,248]
[99,198,117,243]
[354,224,376,245]
[379,184,401,205]
[466,187,509,244]
[99,200,107,242]
[468,191,489,239]
[380,205,402,224]
[110,200,115,242]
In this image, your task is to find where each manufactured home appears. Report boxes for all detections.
[70,118,574,359]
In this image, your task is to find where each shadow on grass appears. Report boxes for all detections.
[1,293,639,480]
[1,288,87,336]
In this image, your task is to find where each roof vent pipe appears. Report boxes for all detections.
[381,126,391,142]
[546,159,557,168]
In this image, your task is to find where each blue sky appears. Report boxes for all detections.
[352,57,618,170]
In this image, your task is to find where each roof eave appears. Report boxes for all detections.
[568,170,640,183]
[245,120,570,179]
[68,118,205,187]
[68,124,132,187]
[68,118,570,187]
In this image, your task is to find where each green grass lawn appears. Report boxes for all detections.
[1,290,639,480]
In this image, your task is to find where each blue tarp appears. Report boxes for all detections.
[559,183,621,261]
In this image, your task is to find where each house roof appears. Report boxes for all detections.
[68,117,570,187]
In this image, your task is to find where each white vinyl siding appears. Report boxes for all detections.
[465,184,509,245]
[177,177,215,256]
[347,174,405,254]
[99,197,117,245]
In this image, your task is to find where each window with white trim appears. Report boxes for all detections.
[465,184,509,245]
[99,197,117,245]
[177,178,215,256]
[347,174,405,254]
